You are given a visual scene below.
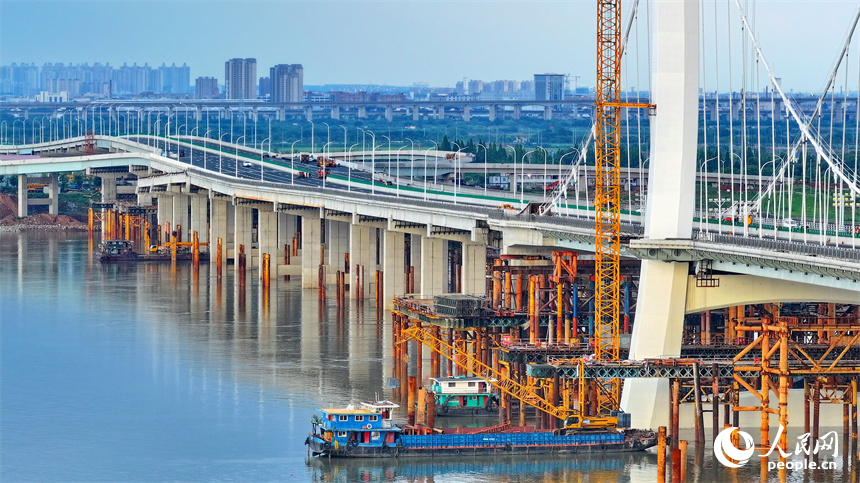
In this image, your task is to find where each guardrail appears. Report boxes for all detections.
[698,232,860,261]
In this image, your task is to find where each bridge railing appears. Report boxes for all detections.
[696,231,860,261]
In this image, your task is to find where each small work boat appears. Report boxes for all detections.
[97,240,209,263]
[305,401,657,458]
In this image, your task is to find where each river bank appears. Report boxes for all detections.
[0,193,88,231]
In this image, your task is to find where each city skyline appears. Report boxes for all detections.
[1,1,857,93]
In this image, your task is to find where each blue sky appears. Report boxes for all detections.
[1,0,857,92]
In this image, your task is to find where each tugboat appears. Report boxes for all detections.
[428,376,498,416]
[305,401,657,458]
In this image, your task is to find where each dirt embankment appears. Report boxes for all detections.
[0,193,88,232]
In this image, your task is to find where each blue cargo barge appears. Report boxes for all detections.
[305,401,657,458]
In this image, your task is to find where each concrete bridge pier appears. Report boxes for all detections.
[513,105,521,120]
[621,0,699,431]
[190,192,209,251]
[46,174,59,216]
[17,174,27,217]
[349,223,377,298]
[382,231,407,308]
[463,106,471,122]
[412,107,420,122]
[233,204,253,269]
[276,107,286,122]
[325,220,349,281]
[770,98,784,121]
[543,106,553,121]
[358,106,367,119]
[460,242,487,296]
[419,236,447,297]
[171,190,190,242]
[705,99,718,122]
[385,106,393,122]
[156,192,174,240]
[99,174,119,203]
[436,105,444,120]
[274,212,299,277]
[258,209,279,277]
[209,195,230,257]
[301,212,322,288]
[305,106,313,122]
[331,106,340,121]
[730,95,742,121]
[409,234,421,294]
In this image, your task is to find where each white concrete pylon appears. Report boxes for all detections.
[622,0,699,430]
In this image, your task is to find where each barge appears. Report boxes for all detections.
[305,401,657,458]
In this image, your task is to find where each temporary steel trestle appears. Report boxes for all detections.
[397,322,576,423]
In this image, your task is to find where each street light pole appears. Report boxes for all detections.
[234,135,245,177]
[322,141,332,189]
[260,137,270,181]
[367,130,376,194]
[347,142,359,192]
[423,141,438,201]
[476,143,488,197]
[396,145,409,197]
[404,137,415,183]
[381,135,392,183]
[190,127,199,166]
[520,149,536,205]
[219,132,230,174]
[322,121,330,156]
[290,139,301,185]
[309,120,315,158]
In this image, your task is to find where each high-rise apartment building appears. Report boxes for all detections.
[158,63,190,94]
[195,77,220,99]
[224,58,257,100]
[534,74,564,101]
[270,64,303,103]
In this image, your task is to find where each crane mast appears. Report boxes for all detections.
[593,0,653,415]
[593,0,624,415]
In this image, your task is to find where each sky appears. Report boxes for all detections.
[1,0,858,92]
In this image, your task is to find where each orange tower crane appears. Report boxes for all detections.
[593,0,654,415]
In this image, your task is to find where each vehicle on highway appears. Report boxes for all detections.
[242,161,253,167]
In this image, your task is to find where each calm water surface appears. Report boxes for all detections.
[1,232,856,482]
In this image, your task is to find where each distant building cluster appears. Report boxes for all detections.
[0,62,190,99]
[1,59,576,103]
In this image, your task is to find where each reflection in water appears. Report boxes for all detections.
[307,453,645,483]
[0,232,857,482]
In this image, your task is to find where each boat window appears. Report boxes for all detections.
[338,415,348,421]
[448,382,456,388]
[355,415,364,422]
[337,431,347,437]
[468,382,476,387]
[369,415,378,422]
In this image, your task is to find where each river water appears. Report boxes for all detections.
[1,231,855,482]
